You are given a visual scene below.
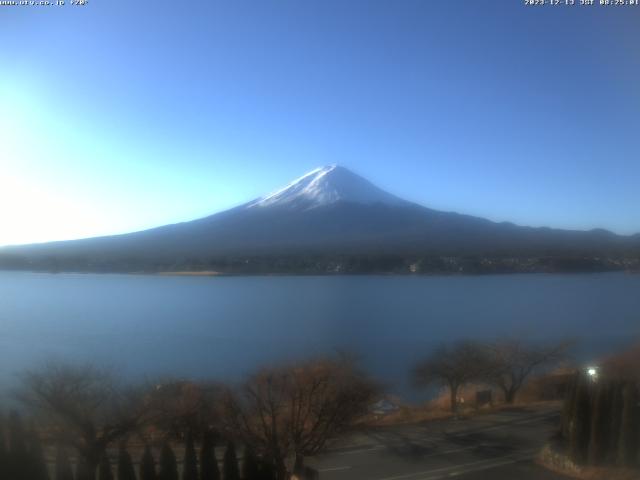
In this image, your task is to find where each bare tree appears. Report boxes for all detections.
[601,342,640,383]
[144,379,223,439]
[223,357,377,480]
[19,363,149,479]
[483,339,570,404]
[413,341,489,413]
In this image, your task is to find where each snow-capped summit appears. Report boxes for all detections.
[247,165,407,210]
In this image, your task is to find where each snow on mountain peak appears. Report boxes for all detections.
[247,165,407,210]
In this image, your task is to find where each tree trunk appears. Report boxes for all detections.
[79,446,104,480]
[293,454,304,474]
[588,383,610,465]
[560,372,579,440]
[617,382,639,467]
[569,375,591,465]
[504,387,516,404]
[450,384,459,414]
[76,458,99,480]
[274,457,288,480]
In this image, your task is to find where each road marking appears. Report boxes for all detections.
[424,446,479,458]
[375,449,537,480]
[329,411,557,458]
[332,444,473,458]
[319,466,352,472]
[420,456,529,480]
[335,446,384,456]
[332,442,505,461]
[316,410,555,478]
[442,413,558,437]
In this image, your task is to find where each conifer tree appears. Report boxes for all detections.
[183,433,199,480]
[117,446,137,480]
[76,456,96,480]
[241,447,259,480]
[55,446,74,480]
[617,382,639,467]
[29,430,50,480]
[588,382,611,465]
[140,445,156,480]
[222,442,240,480]
[97,454,114,480]
[560,372,578,439]
[569,373,591,464]
[0,414,7,480]
[256,459,275,480]
[200,431,220,480]
[158,443,179,480]
[608,381,624,462]
[7,411,30,480]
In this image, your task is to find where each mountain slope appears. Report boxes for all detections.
[1,166,639,272]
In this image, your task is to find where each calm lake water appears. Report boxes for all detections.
[1,271,639,399]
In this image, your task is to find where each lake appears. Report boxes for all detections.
[1,271,639,400]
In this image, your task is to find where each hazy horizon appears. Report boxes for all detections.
[2,163,640,249]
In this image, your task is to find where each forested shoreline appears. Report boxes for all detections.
[0,253,638,276]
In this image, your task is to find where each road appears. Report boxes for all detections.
[307,405,569,480]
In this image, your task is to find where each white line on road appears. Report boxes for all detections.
[319,466,352,472]
[434,458,521,479]
[421,453,540,480]
[328,411,557,458]
[374,449,537,480]
[334,446,384,456]
[330,441,515,461]
[441,413,557,437]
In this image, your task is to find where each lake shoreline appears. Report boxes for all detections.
[0,267,638,277]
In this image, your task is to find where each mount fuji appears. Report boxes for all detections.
[1,165,638,273]
[246,165,408,210]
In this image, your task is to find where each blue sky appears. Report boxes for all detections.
[1,0,639,246]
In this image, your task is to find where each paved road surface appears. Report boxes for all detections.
[308,405,569,480]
